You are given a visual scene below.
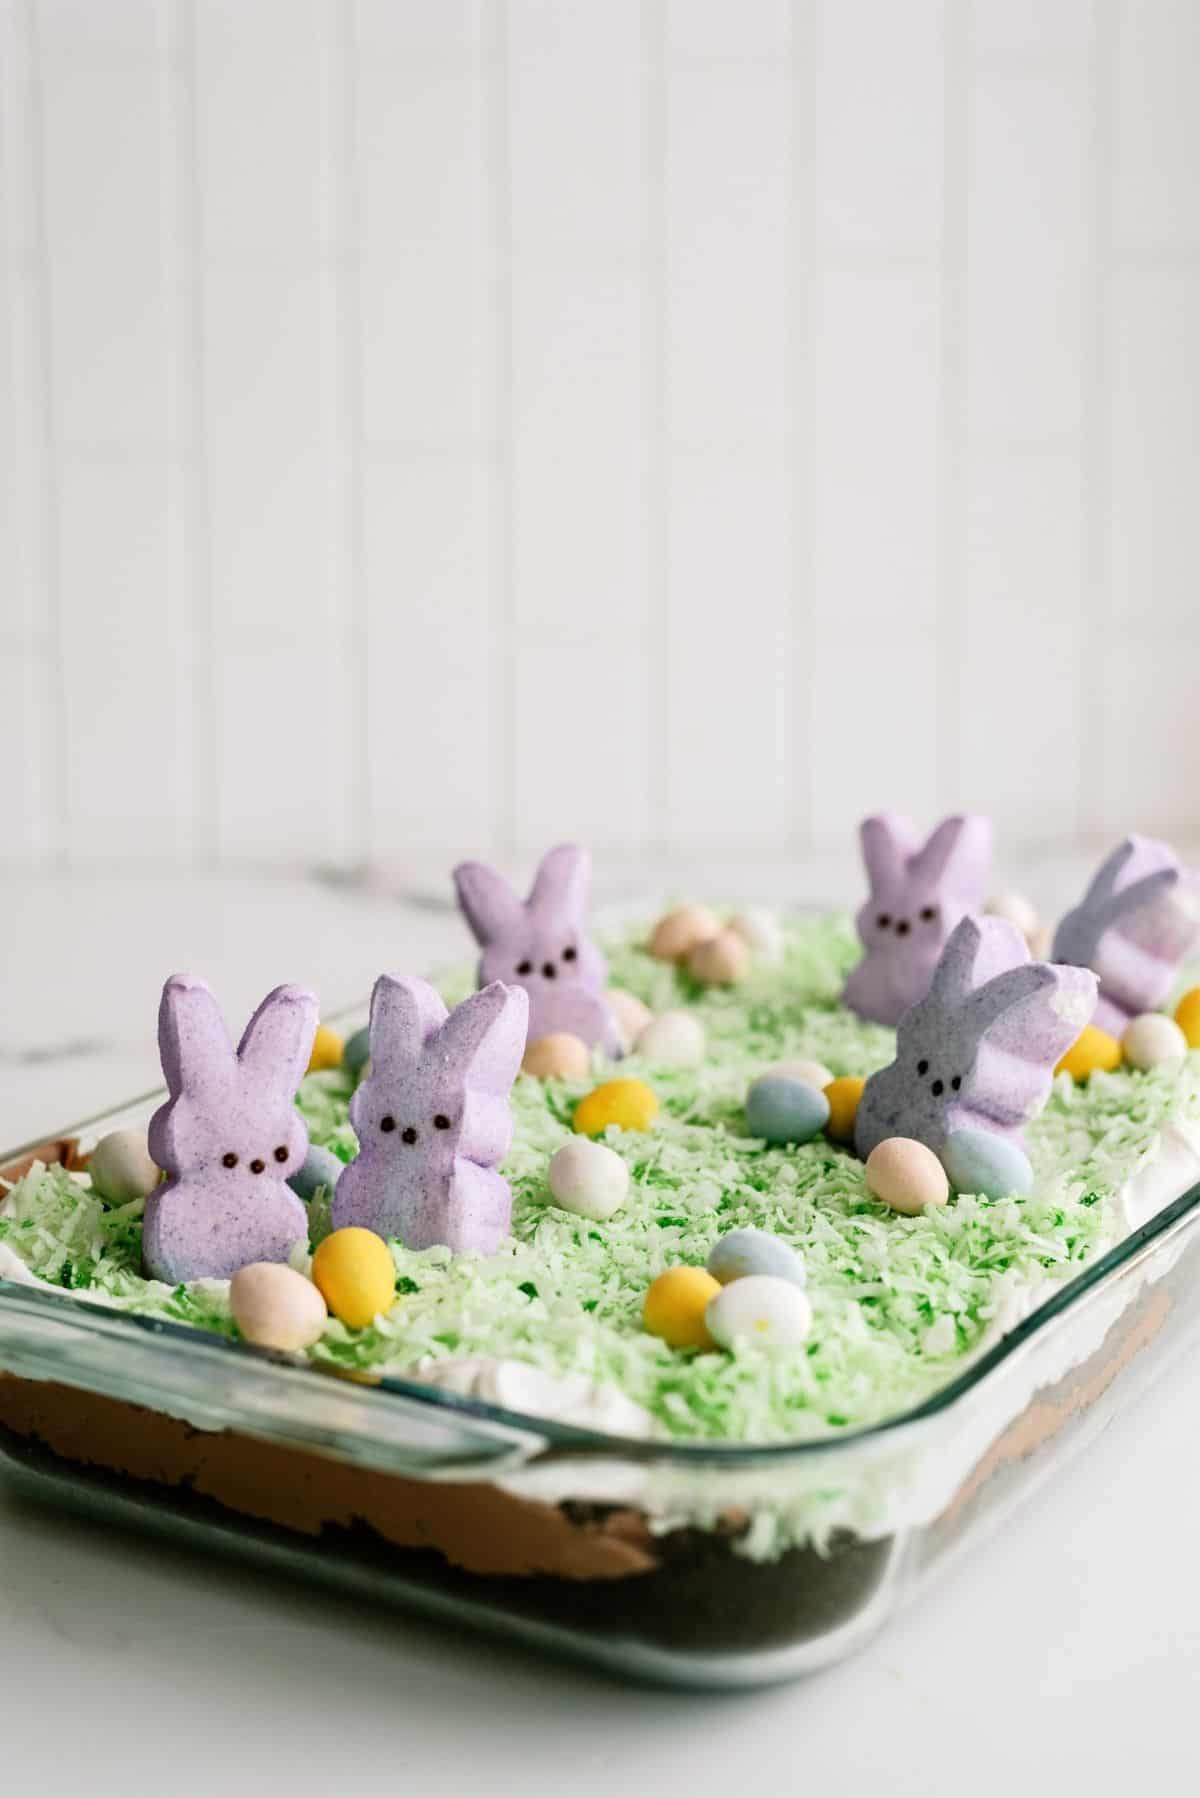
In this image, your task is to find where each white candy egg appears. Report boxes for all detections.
[230,1262,328,1352]
[634,1009,706,1067]
[763,1056,835,1092]
[606,988,653,1051]
[728,907,783,961]
[985,892,1040,941]
[88,1128,161,1204]
[547,1138,630,1222]
[1121,1012,1188,1071]
[705,1275,813,1350]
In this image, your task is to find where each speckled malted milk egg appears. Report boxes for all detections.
[573,1078,660,1137]
[940,1128,1034,1201]
[606,988,653,1050]
[88,1128,161,1203]
[705,1276,813,1350]
[764,1056,835,1092]
[647,904,721,963]
[634,1009,707,1067]
[744,1074,829,1145]
[687,929,751,986]
[985,892,1040,941]
[547,1138,630,1222]
[642,1266,721,1349]
[823,1075,866,1146]
[865,1137,950,1215]
[1174,987,1200,1048]
[522,1032,591,1081]
[707,1228,806,1289]
[1055,1024,1122,1082]
[287,1142,345,1202]
[230,1262,328,1352]
[311,1227,395,1329]
[307,1023,344,1073]
[728,907,783,961]
[1122,1012,1188,1071]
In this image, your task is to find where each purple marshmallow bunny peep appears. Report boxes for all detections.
[332,974,527,1256]
[1051,836,1200,1037]
[842,813,993,1027]
[855,915,1097,1160]
[453,843,620,1053]
[143,975,317,1284]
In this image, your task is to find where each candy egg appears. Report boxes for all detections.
[728,907,783,961]
[1027,925,1054,960]
[1122,1012,1188,1071]
[941,1128,1034,1201]
[307,1023,344,1074]
[744,1074,829,1145]
[522,1032,591,1081]
[88,1128,160,1204]
[643,1266,721,1349]
[765,1056,834,1092]
[547,1138,630,1222]
[1055,1024,1122,1082]
[573,1078,660,1137]
[707,1227,806,1288]
[634,1009,706,1067]
[311,1227,395,1329]
[706,1276,813,1351]
[865,1137,949,1214]
[1174,986,1200,1049]
[687,929,751,986]
[343,1025,371,1077]
[985,892,1039,940]
[606,988,653,1050]
[230,1262,328,1352]
[823,1074,866,1146]
[287,1142,345,1202]
[648,904,721,963]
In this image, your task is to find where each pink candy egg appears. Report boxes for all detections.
[522,1032,592,1081]
[865,1137,949,1215]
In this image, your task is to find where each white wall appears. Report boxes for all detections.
[2,0,1198,879]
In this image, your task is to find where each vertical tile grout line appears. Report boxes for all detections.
[23,0,68,866]
[788,0,816,861]
[490,2,517,864]
[938,0,970,820]
[1081,0,1113,846]
[643,0,668,866]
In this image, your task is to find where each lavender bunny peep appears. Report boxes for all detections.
[143,976,317,1284]
[453,843,620,1053]
[1051,836,1200,1036]
[855,915,1097,1160]
[333,974,527,1255]
[842,813,993,1027]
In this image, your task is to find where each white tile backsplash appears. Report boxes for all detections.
[3,0,1200,874]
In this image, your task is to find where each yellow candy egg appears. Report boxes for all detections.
[865,1137,949,1215]
[643,1266,721,1349]
[1175,986,1200,1049]
[687,929,751,986]
[573,1078,660,1137]
[311,1227,396,1329]
[1054,1024,1122,1082]
[824,1075,866,1146]
[522,1032,591,1080]
[647,904,721,963]
[307,1023,345,1074]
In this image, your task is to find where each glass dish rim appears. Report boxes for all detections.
[3,1081,1198,1470]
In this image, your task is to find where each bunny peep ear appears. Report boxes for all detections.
[435,981,529,1097]
[928,915,1027,1010]
[158,974,235,1102]
[237,983,319,1097]
[453,861,525,947]
[859,815,915,891]
[527,843,591,927]
[968,961,1097,1063]
[367,974,448,1080]
[910,814,992,898]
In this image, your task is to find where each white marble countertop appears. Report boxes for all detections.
[2,870,1199,1796]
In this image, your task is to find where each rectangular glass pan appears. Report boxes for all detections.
[3,1087,1200,1690]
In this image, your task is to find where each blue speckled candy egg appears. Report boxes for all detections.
[744,1074,829,1146]
[343,1026,371,1078]
[707,1227,806,1288]
[940,1127,1034,1201]
[288,1142,345,1202]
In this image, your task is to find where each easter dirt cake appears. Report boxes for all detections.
[3,819,1200,1653]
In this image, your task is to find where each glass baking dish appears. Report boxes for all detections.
[3,1066,1200,1691]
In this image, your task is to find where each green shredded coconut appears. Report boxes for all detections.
[3,912,1199,1446]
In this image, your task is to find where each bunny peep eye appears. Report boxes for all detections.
[542,962,557,979]
[401,1126,419,1145]
[433,1113,452,1130]
[516,959,533,976]
[951,1075,962,1091]
[876,913,892,929]
[380,1114,397,1134]
[562,945,577,962]
[249,1158,266,1175]
[222,1151,238,1169]
[917,1059,929,1077]
[274,1145,288,1163]
[920,904,938,923]
[931,1080,944,1098]
[895,919,911,936]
